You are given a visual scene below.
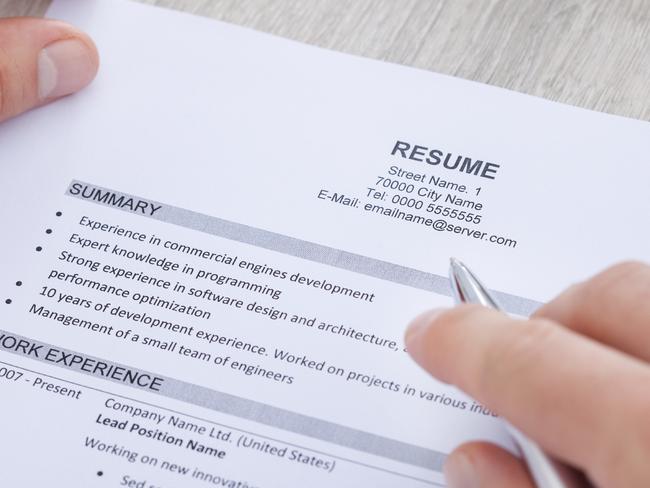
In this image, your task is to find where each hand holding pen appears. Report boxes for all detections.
[405,261,650,488]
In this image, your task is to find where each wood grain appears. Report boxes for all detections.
[1,0,649,121]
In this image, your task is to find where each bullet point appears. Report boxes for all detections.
[15,281,22,287]
[97,471,103,477]
[5,299,11,305]
[36,246,43,252]
[46,229,53,234]
[56,211,62,217]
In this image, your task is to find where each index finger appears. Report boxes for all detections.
[405,305,650,480]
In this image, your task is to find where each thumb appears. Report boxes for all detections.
[0,17,99,122]
[444,442,535,488]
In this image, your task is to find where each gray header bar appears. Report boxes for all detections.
[0,329,445,472]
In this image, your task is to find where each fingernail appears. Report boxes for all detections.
[444,452,478,488]
[404,308,446,360]
[38,39,96,100]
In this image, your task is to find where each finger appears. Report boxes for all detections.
[405,305,650,480]
[444,442,534,488]
[0,17,99,122]
[536,261,650,361]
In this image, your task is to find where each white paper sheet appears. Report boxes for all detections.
[0,0,648,486]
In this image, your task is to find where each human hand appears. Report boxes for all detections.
[405,262,650,487]
[0,17,98,123]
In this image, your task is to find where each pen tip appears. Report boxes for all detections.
[447,258,501,309]
[449,257,465,285]
[449,257,463,270]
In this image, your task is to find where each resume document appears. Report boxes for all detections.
[0,0,648,486]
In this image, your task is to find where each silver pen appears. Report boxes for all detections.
[448,258,592,488]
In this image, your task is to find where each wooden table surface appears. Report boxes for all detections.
[2,0,649,121]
